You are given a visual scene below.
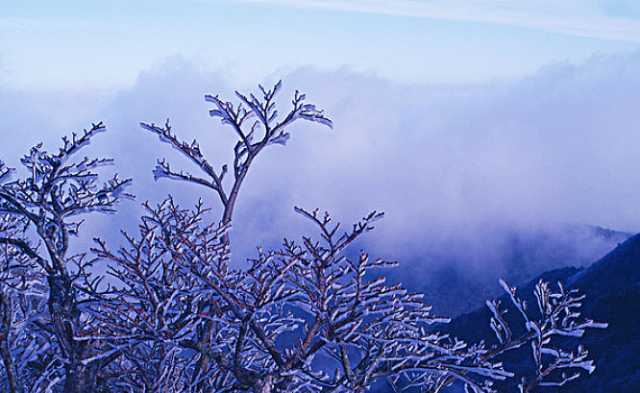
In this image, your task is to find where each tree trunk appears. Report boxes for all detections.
[254,375,274,393]
[64,360,98,393]
[1,292,22,393]
[48,276,99,393]
[0,331,21,393]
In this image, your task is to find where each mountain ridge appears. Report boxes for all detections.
[441,231,640,392]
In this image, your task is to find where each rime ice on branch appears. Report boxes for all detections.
[483,279,608,393]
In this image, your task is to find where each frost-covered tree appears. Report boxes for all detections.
[0,124,132,393]
[0,83,606,393]
[97,82,603,393]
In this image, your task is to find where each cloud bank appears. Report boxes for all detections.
[2,51,640,285]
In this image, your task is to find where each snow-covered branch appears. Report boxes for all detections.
[143,82,332,239]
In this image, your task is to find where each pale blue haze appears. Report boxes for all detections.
[1,0,638,89]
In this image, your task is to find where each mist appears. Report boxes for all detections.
[2,51,640,310]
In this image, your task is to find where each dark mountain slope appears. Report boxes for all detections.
[563,233,640,392]
[441,233,640,392]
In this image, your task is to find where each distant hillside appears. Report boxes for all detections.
[563,233,640,392]
[382,224,630,316]
[440,233,640,392]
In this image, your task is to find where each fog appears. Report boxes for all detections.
[2,51,640,309]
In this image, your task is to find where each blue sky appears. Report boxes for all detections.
[2,1,640,265]
[2,0,639,89]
